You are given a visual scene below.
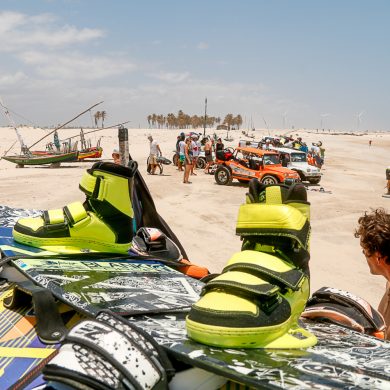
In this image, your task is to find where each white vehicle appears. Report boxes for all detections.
[271,147,322,184]
[196,150,215,169]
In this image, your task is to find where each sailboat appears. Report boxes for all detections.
[31,129,103,161]
[0,100,103,167]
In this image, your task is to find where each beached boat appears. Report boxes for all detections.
[31,144,102,161]
[78,146,103,160]
[2,151,79,166]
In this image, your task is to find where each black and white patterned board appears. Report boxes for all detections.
[126,314,390,389]
[0,205,41,228]
[10,257,202,316]
[1,205,390,389]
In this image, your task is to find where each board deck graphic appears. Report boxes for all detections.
[1,206,390,389]
[11,257,202,316]
[0,206,41,228]
[0,283,82,390]
[126,313,390,389]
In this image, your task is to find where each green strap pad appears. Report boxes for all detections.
[79,171,99,197]
[236,203,310,249]
[43,208,65,225]
[223,262,305,291]
[63,202,88,225]
[202,279,280,298]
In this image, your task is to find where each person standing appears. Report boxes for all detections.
[355,208,390,339]
[147,135,162,175]
[112,149,121,165]
[177,133,185,171]
[191,135,200,175]
[203,138,214,173]
[183,137,193,184]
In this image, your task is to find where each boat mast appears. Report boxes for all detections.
[0,97,28,154]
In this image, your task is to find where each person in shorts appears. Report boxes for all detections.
[203,138,214,173]
[183,137,193,184]
[147,135,162,175]
[178,134,186,172]
[191,134,200,175]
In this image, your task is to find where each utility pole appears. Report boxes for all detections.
[203,97,207,137]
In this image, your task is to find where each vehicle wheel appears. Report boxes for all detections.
[197,157,206,169]
[308,178,321,184]
[215,166,232,185]
[207,163,218,175]
[261,175,278,185]
[172,154,179,166]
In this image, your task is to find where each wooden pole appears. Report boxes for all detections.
[118,125,129,166]
[28,101,104,150]
[62,121,131,142]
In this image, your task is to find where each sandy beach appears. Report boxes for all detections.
[0,126,389,308]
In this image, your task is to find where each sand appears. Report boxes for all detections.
[0,126,389,308]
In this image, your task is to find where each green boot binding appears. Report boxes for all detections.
[186,180,317,349]
[13,162,137,254]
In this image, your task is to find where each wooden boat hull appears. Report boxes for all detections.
[78,147,103,160]
[2,151,79,165]
[31,147,102,161]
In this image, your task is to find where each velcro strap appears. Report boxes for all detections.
[223,262,305,291]
[63,202,88,225]
[202,279,280,300]
[43,208,64,225]
[4,281,67,344]
[265,186,283,204]
[79,171,101,199]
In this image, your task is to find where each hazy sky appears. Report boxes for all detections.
[0,0,389,130]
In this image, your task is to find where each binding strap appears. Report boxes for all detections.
[223,262,305,291]
[79,170,100,198]
[201,279,279,299]
[4,281,67,344]
[42,202,88,229]
[303,287,386,338]
[43,311,172,390]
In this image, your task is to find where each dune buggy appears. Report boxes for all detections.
[214,146,300,185]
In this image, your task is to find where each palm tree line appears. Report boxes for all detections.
[147,111,243,130]
[94,111,107,128]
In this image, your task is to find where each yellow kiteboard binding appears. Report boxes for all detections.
[186,180,317,349]
[13,162,137,254]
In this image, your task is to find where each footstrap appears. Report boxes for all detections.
[4,281,67,344]
[201,279,279,299]
[236,203,311,250]
[223,262,305,291]
[42,202,88,229]
[43,311,172,390]
[303,287,386,338]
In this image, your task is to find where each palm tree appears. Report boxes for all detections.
[223,114,234,130]
[94,111,101,128]
[147,115,152,128]
[101,111,107,128]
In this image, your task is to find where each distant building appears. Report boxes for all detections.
[216,124,228,130]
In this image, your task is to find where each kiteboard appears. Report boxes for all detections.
[0,282,82,390]
[1,207,390,389]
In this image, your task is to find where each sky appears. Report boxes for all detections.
[0,0,389,131]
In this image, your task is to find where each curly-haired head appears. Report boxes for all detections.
[354,208,390,264]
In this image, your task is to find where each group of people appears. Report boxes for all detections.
[110,133,390,340]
